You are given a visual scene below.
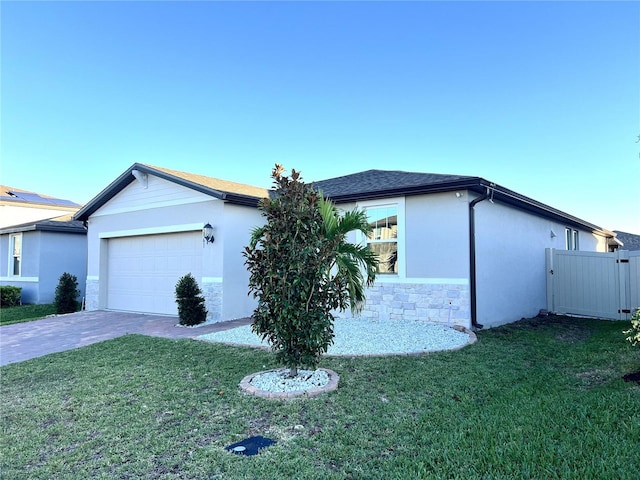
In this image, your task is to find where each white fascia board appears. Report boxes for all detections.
[99,223,203,239]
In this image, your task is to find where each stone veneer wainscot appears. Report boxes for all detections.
[338,282,471,328]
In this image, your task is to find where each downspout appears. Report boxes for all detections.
[469,188,490,330]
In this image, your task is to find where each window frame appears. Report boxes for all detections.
[8,233,22,277]
[356,197,406,280]
[565,227,579,251]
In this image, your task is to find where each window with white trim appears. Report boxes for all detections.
[365,205,398,274]
[565,228,579,251]
[9,233,22,276]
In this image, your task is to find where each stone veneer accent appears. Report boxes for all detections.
[85,278,100,311]
[202,279,223,323]
[338,282,471,328]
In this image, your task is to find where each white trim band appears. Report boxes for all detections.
[99,223,203,239]
[374,276,469,285]
[202,277,223,283]
[0,276,39,282]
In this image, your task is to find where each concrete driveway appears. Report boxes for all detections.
[0,310,252,366]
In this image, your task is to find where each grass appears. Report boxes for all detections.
[0,304,57,326]
[1,315,639,479]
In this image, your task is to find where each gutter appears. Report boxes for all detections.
[468,188,491,330]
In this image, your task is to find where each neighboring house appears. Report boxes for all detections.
[613,231,640,251]
[74,164,269,322]
[0,214,87,304]
[75,163,618,328]
[0,185,81,228]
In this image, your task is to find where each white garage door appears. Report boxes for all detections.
[107,232,203,315]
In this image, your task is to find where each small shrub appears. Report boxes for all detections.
[175,273,207,326]
[623,307,640,346]
[54,273,80,314]
[0,286,22,307]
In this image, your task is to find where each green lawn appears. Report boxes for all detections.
[0,304,57,326]
[1,316,638,479]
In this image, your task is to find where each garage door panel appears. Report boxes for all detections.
[107,232,203,315]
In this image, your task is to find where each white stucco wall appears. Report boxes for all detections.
[0,204,78,229]
[220,203,264,320]
[405,192,470,279]
[474,197,608,328]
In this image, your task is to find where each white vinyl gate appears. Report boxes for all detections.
[546,249,640,320]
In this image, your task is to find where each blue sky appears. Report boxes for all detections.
[2,1,639,233]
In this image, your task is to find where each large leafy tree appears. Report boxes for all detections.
[244,165,378,376]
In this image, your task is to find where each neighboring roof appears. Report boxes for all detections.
[0,185,81,208]
[0,213,86,235]
[314,169,610,236]
[74,163,271,221]
[614,231,640,251]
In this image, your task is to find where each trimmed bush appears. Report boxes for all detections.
[624,307,640,346]
[175,274,207,326]
[54,273,80,314]
[0,286,22,307]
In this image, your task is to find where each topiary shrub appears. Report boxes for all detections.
[54,273,80,314]
[0,286,22,307]
[175,273,207,326]
[624,307,640,346]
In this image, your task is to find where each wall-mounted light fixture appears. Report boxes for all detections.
[550,230,557,239]
[203,223,215,245]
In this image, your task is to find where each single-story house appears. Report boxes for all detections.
[0,214,87,304]
[75,163,618,328]
[1,185,81,229]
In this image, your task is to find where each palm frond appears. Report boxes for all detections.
[249,226,265,249]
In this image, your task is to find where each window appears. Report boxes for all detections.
[565,228,579,251]
[365,205,398,274]
[9,233,22,276]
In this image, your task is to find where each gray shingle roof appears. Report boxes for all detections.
[613,231,640,251]
[313,169,479,201]
[0,214,86,235]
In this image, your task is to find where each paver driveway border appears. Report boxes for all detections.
[0,310,252,366]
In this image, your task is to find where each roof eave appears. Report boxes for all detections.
[324,176,610,237]
[34,224,87,234]
[0,223,86,235]
[323,178,484,203]
[74,163,230,221]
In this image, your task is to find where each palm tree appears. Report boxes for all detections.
[318,194,378,313]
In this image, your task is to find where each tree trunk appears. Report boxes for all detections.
[288,365,298,378]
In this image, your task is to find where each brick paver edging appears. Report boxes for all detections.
[239,368,340,400]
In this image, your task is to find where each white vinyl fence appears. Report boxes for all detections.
[546,249,640,320]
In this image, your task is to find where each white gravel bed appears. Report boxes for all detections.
[198,317,470,356]
[249,369,330,393]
